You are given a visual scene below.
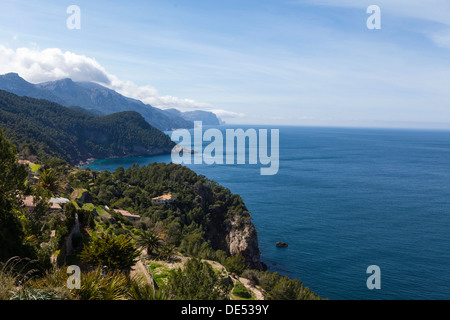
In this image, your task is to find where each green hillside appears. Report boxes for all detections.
[0,89,175,165]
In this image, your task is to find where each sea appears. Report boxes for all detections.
[82,125,450,300]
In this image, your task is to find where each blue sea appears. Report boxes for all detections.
[83,125,450,300]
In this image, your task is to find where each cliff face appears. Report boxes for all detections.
[225,215,262,270]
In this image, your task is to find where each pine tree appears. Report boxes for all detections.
[0,129,30,261]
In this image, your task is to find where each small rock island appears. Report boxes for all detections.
[276,242,288,248]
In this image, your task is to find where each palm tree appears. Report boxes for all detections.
[38,169,60,194]
[136,230,163,257]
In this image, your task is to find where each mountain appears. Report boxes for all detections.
[0,73,64,104]
[0,73,193,131]
[0,89,175,165]
[163,108,223,126]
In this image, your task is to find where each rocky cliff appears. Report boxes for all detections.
[225,215,262,270]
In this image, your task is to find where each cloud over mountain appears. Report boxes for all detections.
[0,45,215,112]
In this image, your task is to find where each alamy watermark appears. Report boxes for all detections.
[366,265,381,290]
[67,5,81,30]
[67,265,81,289]
[367,5,381,30]
[66,4,380,31]
[171,122,279,175]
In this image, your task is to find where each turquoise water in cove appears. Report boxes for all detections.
[83,125,450,300]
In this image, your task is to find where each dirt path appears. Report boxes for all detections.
[236,276,265,300]
[134,253,265,300]
[131,259,154,288]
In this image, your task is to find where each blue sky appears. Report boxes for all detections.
[0,0,450,128]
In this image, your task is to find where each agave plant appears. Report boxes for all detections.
[8,288,60,300]
[72,268,105,300]
[71,268,128,300]
[100,271,129,300]
[72,268,168,300]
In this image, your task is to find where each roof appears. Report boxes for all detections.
[18,160,32,165]
[114,209,140,219]
[49,197,71,204]
[23,196,35,207]
[152,193,173,201]
[23,195,62,210]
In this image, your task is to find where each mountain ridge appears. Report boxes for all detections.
[164,108,222,126]
[0,73,222,130]
[0,89,176,165]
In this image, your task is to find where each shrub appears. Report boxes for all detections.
[232,282,252,299]
[223,254,248,275]
[80,233,140,273]
[166,258,230,300]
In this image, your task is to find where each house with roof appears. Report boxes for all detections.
[23,195,64,213]
[114,209,141,222]
[50,197,71,205]
[152,193,174,205]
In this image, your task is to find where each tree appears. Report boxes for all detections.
[80,233,140,273]
[166,258,229,300]
[0,129,30,261]
[0,90,175,166]
[223,254,248,275]
[268,276,303,300]
[136,230,163,257]
[38,168,61,195]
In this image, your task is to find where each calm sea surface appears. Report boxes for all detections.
[83,125,450,299]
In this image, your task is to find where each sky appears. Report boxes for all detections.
[0,0,449,128]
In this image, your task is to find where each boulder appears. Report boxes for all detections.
[275,242,288,248]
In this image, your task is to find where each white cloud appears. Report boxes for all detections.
[0,45,214,112]
[111,78,212,110]
[0,46,110,84]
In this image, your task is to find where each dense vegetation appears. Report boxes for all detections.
[0,129,30,261]
[68,162,256,266]
[0,89,175,165]
[242,269,320,300]
[166,258,230,300]
[0,127,322,300]
[0,129,75,267]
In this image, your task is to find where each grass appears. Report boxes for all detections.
[0,257,71,300]
[29,163,41,173]
[232,282,254,300]
[148,262,164,271]
[82,203,95,211]
[148,262,171,287]
[71,200,80,210]
[95,206,111,219]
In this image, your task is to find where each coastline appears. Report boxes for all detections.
[76,144,195,168]
[78,154,264,271]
